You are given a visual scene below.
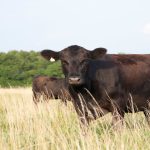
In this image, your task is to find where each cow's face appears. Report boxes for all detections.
[41,45,107,87]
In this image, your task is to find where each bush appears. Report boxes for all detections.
[0,50,63,87]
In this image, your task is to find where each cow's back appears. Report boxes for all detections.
[112,54,150,92]
[111,54,150,111]
[32,75,50,92]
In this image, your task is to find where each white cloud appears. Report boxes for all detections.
[143,23,150,34]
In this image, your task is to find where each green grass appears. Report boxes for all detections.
[0,88,150,150]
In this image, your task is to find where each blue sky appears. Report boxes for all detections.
[0,0,150,53]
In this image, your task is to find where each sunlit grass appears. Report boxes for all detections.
[0,88,150,150]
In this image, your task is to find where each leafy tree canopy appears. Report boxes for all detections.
[0,50,63,87]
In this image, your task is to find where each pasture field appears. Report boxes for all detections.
[0,88,150,150]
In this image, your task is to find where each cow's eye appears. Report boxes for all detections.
[80,59,89,65]
[62,60,69,65]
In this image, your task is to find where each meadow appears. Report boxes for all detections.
[0,88,150,150]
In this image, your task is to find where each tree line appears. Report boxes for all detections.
[0,50,63,87]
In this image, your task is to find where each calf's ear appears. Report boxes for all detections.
[90,48,107,59]
[40,50,60,61]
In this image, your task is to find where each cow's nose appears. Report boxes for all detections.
[69,77,80,84]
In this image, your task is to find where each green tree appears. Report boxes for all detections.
[0,51,63,87]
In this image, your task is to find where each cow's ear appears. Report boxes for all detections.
[40,50,60,61]
[90,48,107,59]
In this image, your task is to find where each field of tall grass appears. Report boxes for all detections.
[0,88,150,150]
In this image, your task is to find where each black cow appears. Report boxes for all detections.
[41,45,150,129]
[32,75,71,104]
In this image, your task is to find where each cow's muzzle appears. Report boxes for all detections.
[68,76,81,85]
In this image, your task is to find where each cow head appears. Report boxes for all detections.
[41,45,107,87]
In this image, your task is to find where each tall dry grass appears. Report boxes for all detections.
[0,88,150,150]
